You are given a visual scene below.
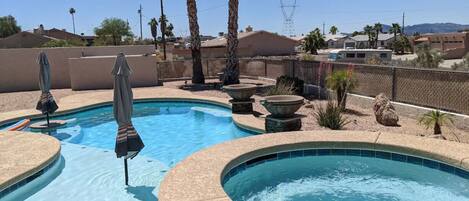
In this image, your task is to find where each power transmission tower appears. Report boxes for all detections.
[280,0,297,37]
[138,4,143,41]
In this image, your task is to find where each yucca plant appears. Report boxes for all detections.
[314,101,350,130]
[418,110,454,135]
[326,70,357,111]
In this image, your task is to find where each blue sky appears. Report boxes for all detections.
[1,0,469,38]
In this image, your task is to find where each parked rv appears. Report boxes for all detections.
[328,49,393,63]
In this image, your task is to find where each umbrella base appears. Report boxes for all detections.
[30,120,67,131]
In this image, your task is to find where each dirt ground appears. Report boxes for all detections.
[166,79,469,144]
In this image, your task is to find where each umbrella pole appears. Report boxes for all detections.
[124,158,129,186]
[46,113,50,128]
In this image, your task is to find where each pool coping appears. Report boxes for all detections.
[158,131,469,201]
[0,132,61,194]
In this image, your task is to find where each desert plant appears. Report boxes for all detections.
[314,101,350,130]
[365,54,383,65]
[265,80,295,96]
[412,44,443,68]
[326,70,357,111]
[451,53,469,71]
[276,75,304,95]
[418,110,454,135]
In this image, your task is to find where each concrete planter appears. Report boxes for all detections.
[261,95,304,118]
[223,84,257,101]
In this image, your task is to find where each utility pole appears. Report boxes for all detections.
[323,22,325,35]
[138,4,143,41]
[402,12,405,35]
[160,0,167,60]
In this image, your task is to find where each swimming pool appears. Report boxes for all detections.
[223,149,469,201]
[1,101,255,201]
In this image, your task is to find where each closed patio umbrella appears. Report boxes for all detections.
[36,52,58,128]
[112,53,145,186]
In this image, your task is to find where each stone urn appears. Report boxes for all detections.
[223,84,257,101]
[261,95,304,118]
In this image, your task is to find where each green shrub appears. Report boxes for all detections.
[276,75,304,95]
[314,101,350,130]
[266,80,295,96]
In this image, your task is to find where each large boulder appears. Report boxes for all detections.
[373,93,399,126]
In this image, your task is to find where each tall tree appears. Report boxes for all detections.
[187,0,205,84]
[329,26,338,35]
[303,28,326,55]
[148,18,158,50]
[363,25,374,48]
[223,0,240,85]
[94,18,133,46]
[159,15,175,38]
[69,8,76,34]
[0,15,21,38]
[390,23,401,51]
[373,23,383,49]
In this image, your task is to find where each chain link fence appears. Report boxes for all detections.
[161,58,469,115]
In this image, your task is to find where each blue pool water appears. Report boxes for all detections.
[1,102,254,201]
[224,151,469,201]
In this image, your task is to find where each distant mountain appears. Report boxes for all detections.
[382,23,469,35]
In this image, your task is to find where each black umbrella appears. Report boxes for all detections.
[112,53,145,185]
[36,52,58,128]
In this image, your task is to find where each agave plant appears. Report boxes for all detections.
[314,101,350,130]
[326,70,357,111]
[418,110,454,135]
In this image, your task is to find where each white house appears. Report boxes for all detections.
[344,33,397,49]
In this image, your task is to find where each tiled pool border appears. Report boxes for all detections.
[0,155,60,199]
[222,148,469,185]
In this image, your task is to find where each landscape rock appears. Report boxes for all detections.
[373,93,399,126]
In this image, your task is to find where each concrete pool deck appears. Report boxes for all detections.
[158,131,469,201]
[0,132,60,193]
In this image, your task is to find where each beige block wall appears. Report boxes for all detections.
[69,55,159,90]
[0,46,155,92]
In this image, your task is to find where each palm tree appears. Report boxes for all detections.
[390,23,401,51]
[363,25,374,48]
[148,18,158,50]
[419,110,454,136]
[69,8,76,34]
[303,28,326,55]
[223,0,240,85]
[329,26,338,35]
[326,70,357,111]
[186,0,205,84]
[373,23,383,49]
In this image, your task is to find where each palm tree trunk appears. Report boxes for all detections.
[187,0,205,84]
[434,123,442,135]
[223,0,240,85]
[72,14,76,34]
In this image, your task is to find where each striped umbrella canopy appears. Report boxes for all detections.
[112,53,144,185]
[36,52,58,123]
